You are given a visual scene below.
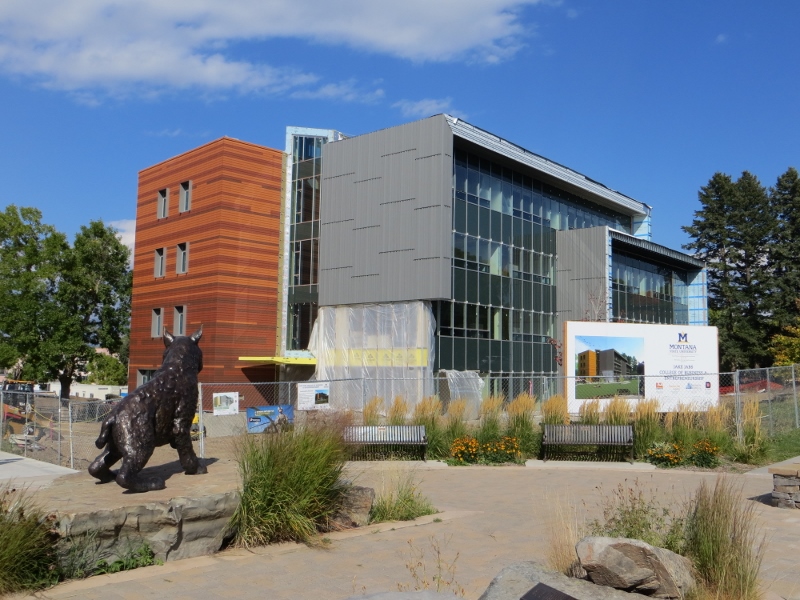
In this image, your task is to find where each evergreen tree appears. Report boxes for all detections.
[683,172,775,370]
[769,167,800,326]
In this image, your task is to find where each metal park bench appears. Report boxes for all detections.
[542,424,634,463]
[343,425,427,461]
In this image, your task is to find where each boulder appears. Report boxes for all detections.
[330,485,375,528]
[478,561,642,600]
[576,537,695,599]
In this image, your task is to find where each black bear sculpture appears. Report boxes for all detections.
[89,327,207,492]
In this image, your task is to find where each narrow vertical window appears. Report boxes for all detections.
[176,242,189,274]
[154,247,165,277]
[174,306,185,336]
[180,181,191,212]
[157,189,169,219]
[151,308,163,337]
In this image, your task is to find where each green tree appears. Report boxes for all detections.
[86,353,128,385]
[683,172,776,370]
[0,207,131,398]
[769,167,800,328]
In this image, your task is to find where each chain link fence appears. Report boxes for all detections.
[4,365,799,470]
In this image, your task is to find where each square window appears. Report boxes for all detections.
[179,181,192,212]
[138,370,156,386]
[157,189,169,219]
[151,308,163,337]
[154,247,166,277]
[174,306,185,336]
[176,242,189,274]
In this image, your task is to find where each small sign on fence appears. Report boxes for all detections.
[212,392,239,416]
[246,405,294,433]
[297,381,330,410]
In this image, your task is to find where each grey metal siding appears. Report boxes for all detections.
[319,115,453,305]
[555,227,610,337]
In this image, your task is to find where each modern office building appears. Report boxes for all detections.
[128,115,707,394]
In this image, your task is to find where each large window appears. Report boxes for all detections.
[154,247,165,277]
[157,189,169,219]
[453,149,631,234]
[292,239,318,286]
[611,251,689,324]
[176,242,189,274]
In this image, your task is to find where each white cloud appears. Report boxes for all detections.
[715,34,728,44]
[291,80,385,103]
[0,1,542,98]
[393,97,467,119]
[109,219,136,263]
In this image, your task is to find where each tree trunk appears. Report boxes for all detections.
[58,371,73,401]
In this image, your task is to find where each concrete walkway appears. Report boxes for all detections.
[0,450,76,490]
[8,456,800,600]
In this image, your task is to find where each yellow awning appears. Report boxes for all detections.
[238,356,317,366]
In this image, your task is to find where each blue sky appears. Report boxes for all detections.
[1,1,797,253]
[575,335,643,360]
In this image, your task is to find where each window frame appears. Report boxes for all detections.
[157,189,169,219]
[179,181,192,212]
[176,242,189,274]
[154,247,166,278]
[151,308,163,337]
[174,305,186,336]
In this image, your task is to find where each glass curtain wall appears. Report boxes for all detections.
[610,251,690,324]
[288,135,325,350]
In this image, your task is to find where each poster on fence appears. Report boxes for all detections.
[212,392,239,416]
[297,381,330,410]
[246,405,294,433]
[563,322,719,413]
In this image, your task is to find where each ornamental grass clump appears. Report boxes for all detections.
[231,424,349,546]
[684,477,764,600]
[633,398,661,458]
[369,470,437,523]
[507,392,540,458]
[730,396,768,464]
[603,395,631,425]
[363,396,383,426]
[578,399,601,425]
[0,484,59,595]
[388,396,409,426]
[412,396,447,458]
[702,402,733,454]
[541,395,569,425]
[477,395,504,444]
[445,399,468,443]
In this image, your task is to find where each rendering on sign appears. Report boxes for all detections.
[297,381,330,410]
[212,391,239,416]
[246,405,294,433]
[563,321,719,412]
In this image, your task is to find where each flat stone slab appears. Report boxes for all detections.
[768,464,800,477]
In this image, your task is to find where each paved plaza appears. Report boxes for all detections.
[3,453,800,600]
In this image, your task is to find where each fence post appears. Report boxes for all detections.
[68,401,74,470]
[23,403,28,458]
[0,392,4,450]
[58,398,62,467]
[766,368,774,437]
[734,370,743,443]
[197,382,204,459]
[794,364,800,429]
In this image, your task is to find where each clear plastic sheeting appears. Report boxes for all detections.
[308,301,436,413]
[440,370,485,420]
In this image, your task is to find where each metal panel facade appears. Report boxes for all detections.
[555,227,610,336]
[319,115,453,305]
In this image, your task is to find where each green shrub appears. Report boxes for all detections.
[684,477,764,600]
[93,541,160,575]
[369,471,437,523]
[688,439,721,469]
[230,425,349,546]
[646,441,686,468]
[587,478,685,553]
[0,485,59,594]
